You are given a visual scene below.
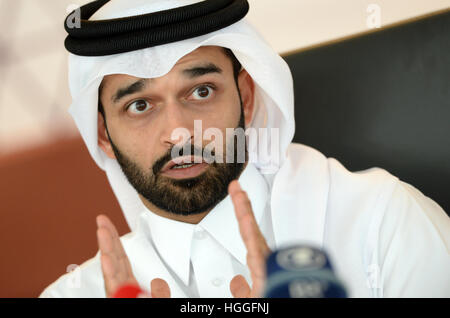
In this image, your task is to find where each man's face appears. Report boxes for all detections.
[98,46,255,218]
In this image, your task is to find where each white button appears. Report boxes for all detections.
[211,277,223,287]
[194,229,206,240]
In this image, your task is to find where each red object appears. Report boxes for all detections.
[112,284,144,298]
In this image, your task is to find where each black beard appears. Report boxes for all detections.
[107,105,247,216]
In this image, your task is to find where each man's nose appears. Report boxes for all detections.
[159,99,196,147]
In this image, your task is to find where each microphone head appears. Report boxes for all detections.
[264,245,348,298]
[112,284,144,298]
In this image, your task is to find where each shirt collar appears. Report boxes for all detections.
[138,209,195,286]
[136,162,270,286]
[199,162,269,265]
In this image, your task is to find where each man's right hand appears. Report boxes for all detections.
[96,214,171,298]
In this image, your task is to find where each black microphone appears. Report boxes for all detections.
[263,245,348,298]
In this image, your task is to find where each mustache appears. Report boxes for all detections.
[152,143,216,175]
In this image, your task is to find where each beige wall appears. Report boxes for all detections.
[0,0,448,154]
[247,0,450,54]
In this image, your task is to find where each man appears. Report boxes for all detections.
[40,0,450,297]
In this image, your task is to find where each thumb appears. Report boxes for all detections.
[150,278,171,298]
[230,275,251,298]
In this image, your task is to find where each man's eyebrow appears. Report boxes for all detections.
[112,79,148,104]
[110,64,221,103]
[182,63,223,78]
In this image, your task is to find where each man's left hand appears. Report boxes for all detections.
[228,180,271,298]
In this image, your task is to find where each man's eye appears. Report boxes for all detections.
[127,100,152,114]
[192,85,214,100]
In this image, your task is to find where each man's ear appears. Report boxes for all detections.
[237,69,255,127]
[97,112,116,159]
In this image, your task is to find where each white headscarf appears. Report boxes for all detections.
[67,0,295,231]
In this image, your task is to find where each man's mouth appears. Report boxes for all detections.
[171,163,197,169]
[160,156,209,179]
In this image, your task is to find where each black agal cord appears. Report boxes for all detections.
[64,0,249,56]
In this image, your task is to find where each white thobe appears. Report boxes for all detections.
[134,161,274,297]
[39,143,450,298]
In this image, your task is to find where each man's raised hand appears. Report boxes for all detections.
[228,180,271,298]
[96,214,170,298]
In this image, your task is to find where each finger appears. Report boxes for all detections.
[228,181,270,260]
[100,253,120,297]
[96,214,124,257]
[228,181,270,297]
[245,241,267,297]
[248,259,266,297]
[97,215,137,297]
[97,215,134,279]
[97,217,126,283]
[228,181,270,256]
[97,226,123,297]
[230,275,251,298]
[97,227,118,281]
[151,278,171,298]
[96,214,120,239]
[97,225,114,255]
